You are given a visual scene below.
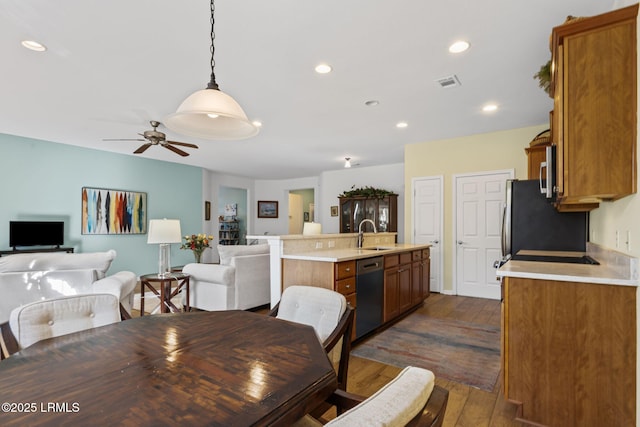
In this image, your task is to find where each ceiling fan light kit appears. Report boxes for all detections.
[165,0,258,141]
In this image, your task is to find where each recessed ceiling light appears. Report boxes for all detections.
[344,157,352,168]
[315,64,332,74]
[252,120,262,128]
[365,100,379,107]
[483,104,498,112]
[21,40,47,52]
[449,40,470,54]
[396,122,408,128]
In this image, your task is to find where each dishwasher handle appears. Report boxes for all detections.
[356,256,384,274]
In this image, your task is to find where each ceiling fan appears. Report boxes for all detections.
[103,120,198,157]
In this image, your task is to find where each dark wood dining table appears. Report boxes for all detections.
[0,310,337,426]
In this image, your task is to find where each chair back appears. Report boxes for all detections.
[276,285,347,343]
[327,367,445,427]
[9,294,121,350]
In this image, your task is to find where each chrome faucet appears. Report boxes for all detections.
[357,219,377,248]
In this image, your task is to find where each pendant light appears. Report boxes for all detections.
[165,0,258,140]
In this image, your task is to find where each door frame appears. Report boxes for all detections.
[451,169,514,297]
[411,175,444,293]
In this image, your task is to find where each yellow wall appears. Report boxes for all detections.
[404,124,548,292]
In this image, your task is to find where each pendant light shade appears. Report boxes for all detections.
[165,0,258,141]
[165,88,258,140]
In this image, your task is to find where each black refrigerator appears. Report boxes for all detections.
[501,179,588,259]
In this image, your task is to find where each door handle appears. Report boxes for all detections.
[429,239,439,244]
[457,240,465,245]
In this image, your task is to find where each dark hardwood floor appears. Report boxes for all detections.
[338,293,525,427]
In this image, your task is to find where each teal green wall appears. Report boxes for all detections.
[0,133,203,276]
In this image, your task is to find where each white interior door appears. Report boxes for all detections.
[454,171,512,299]
[288,193,303,234]
[412,176,443,293]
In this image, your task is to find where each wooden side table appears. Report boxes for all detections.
[139,273,190,315]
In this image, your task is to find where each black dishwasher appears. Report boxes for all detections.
[355,256,384,339]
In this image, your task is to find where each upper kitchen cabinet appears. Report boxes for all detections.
[339,195,398,234]
[550,4,638,210]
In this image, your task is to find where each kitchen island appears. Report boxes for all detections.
[496,245,638,427]
[248,233,430,341]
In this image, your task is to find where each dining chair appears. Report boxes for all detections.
[293,366,449,427]
[269,285,355,391]
[8,293,121,351]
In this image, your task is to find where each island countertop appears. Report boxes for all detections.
[497,249,639,287]
[280,243,431,262]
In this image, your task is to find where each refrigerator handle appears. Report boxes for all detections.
[539,161,548,195]
[500,204,508,257]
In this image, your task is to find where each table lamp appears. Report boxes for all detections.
[302,222,322,235]
[147,219,182,277]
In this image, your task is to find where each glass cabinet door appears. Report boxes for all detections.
[378,198,389,232]
[364,199,378,232]
[340,199,352,233]
[353,199,365,232]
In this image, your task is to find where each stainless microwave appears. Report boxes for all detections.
[539,145,556,201]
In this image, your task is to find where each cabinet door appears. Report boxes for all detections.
[364,199,378,230]
[383,268,399,322]
[554,6,637,204]
[421,253,430,299]
[411,260,422,305]
[398,263,412,312]
[340,199,352,233]
[378,198,390,232]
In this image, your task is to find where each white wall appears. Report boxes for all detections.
[319,164,405,239]
[253,176,320,236]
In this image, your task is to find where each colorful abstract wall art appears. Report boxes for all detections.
[82,187,147,235]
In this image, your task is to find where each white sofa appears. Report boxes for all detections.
[0,250,137,324]
[182,244,270,311]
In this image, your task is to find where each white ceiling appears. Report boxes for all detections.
[0,0,615,179]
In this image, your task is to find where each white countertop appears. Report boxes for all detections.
[281,243,431,262]
[497,249,639,287]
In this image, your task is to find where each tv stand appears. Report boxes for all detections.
[0,247,74,257]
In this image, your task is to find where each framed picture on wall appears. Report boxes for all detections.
[258,201,278,218]
[81,187,147,234]
[205,201,211,221]
[330,206,339,217]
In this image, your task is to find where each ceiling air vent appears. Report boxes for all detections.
[435,75,461,88]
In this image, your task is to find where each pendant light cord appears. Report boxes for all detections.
[207,0,219,90]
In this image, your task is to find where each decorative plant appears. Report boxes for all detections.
[339,185,397,198]
[534,59,552,97]
[180,233,214,263]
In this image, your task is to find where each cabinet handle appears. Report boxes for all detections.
[345,284,351,289]
[345,267,351,272]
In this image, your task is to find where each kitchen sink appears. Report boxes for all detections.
[361,246,394,251]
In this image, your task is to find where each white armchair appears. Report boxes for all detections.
[182,244,270,311]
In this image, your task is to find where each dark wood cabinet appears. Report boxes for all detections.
[383,252,414,322]
[339,195,397,234]
[550,5,637,209]
[411,249,430,304]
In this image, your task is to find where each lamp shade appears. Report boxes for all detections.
[302,222,322,235]
[164,89,259,140]
[147,219,182,244]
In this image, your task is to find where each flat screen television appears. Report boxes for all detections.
[9,221,64,249]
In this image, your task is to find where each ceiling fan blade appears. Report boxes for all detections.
[103,138,146,142]
[166,140,199,149]
[164,144,189,157]
[134,143,153,154]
